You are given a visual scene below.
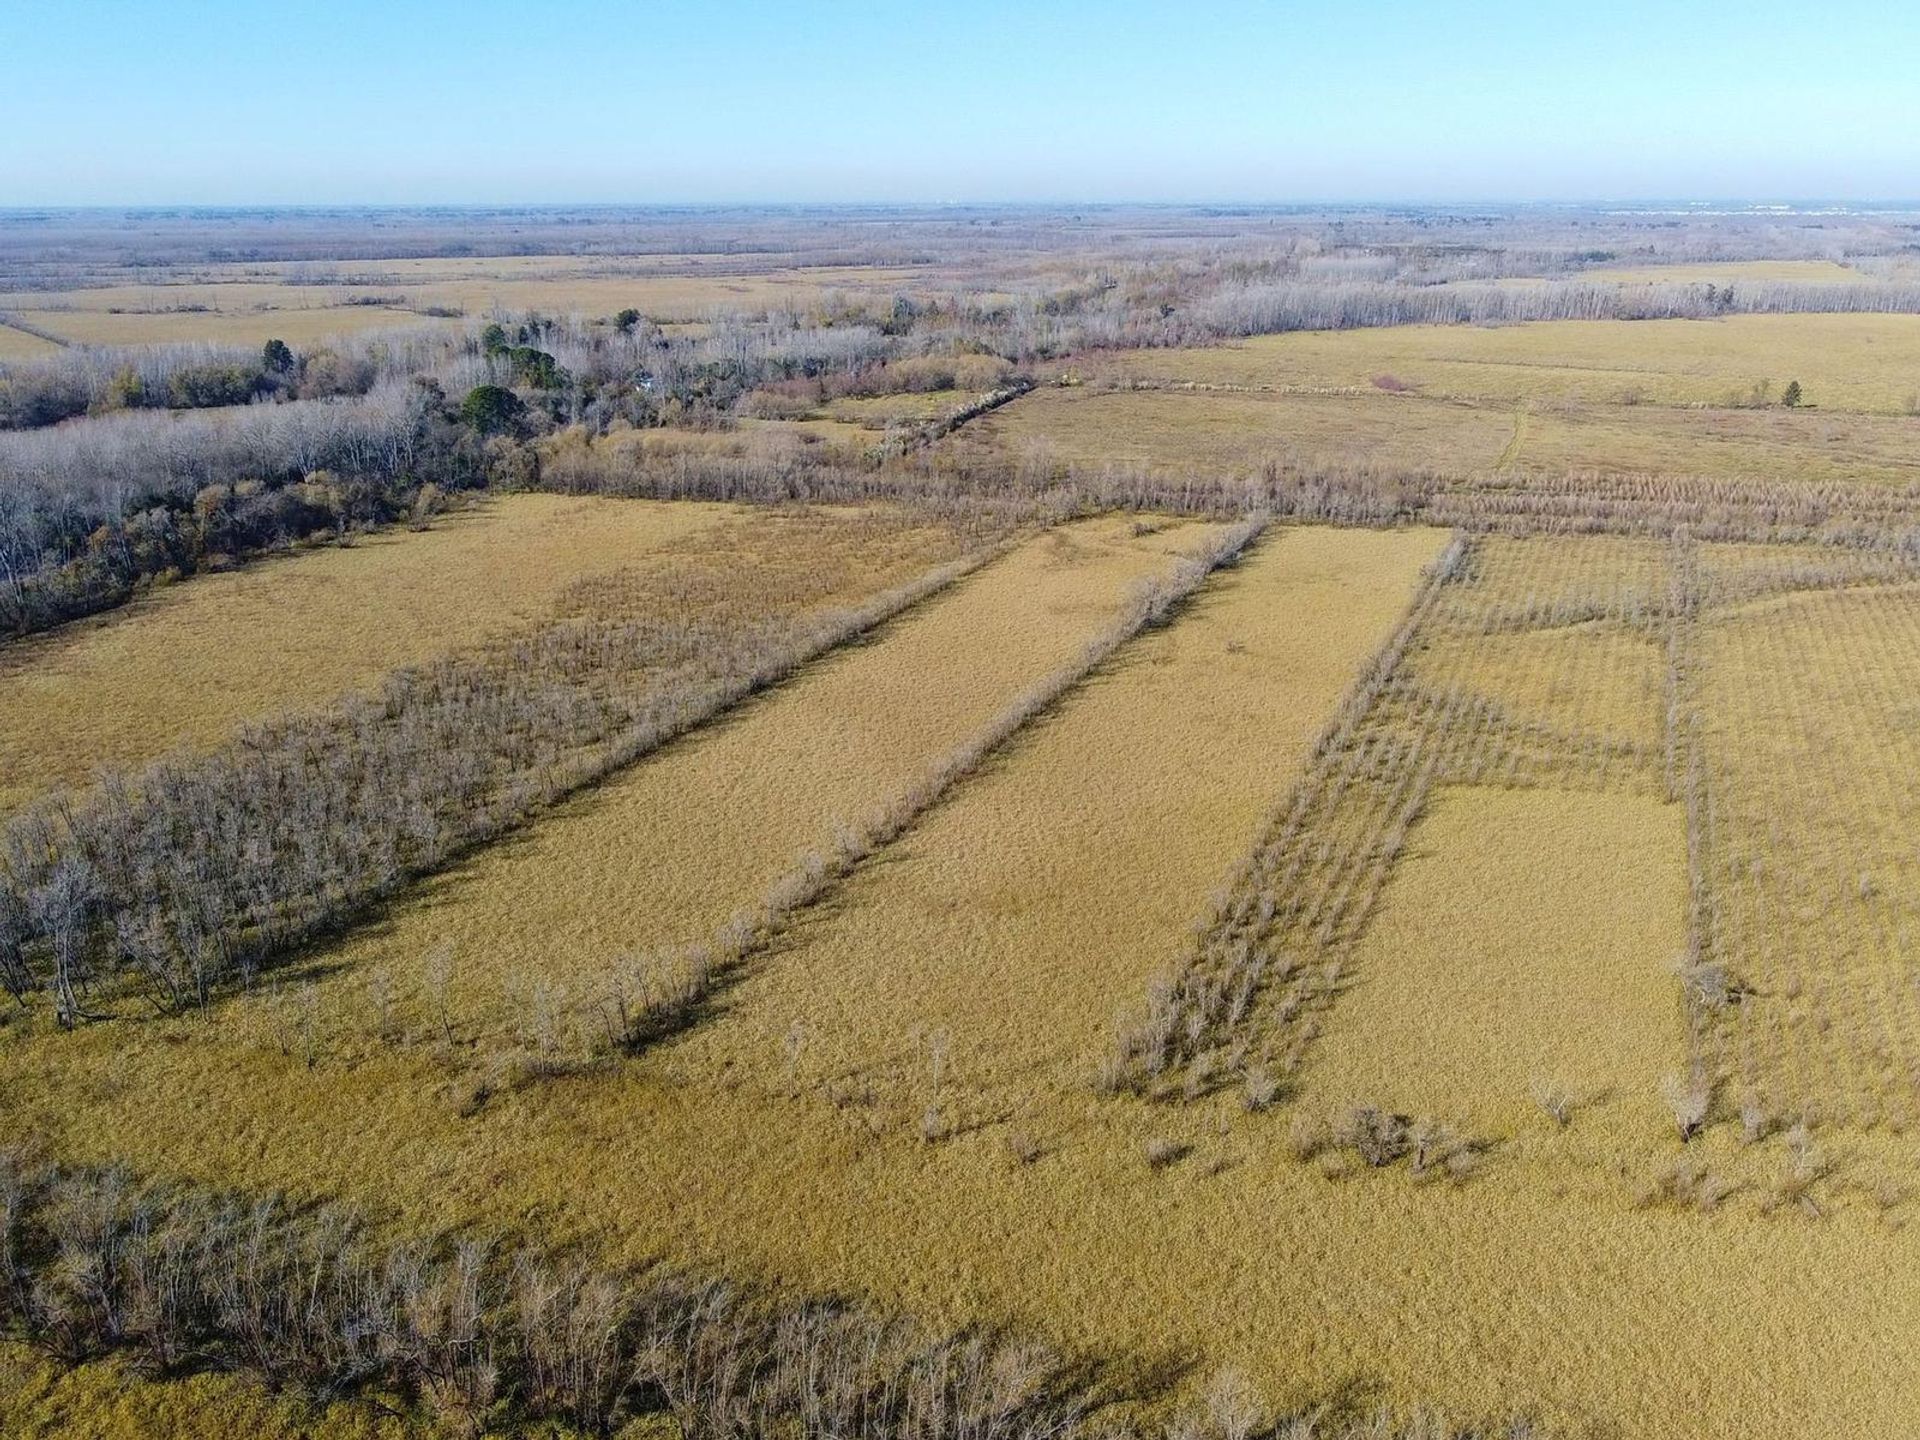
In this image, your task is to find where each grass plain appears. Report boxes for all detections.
[1067,313,1920,413]
[0,260,935,346]
[1303,785,1685,1135]
[952,379,1920,486]
[0,495,738,812]
[216,514,1232,1057]
[18,281,1920,1440]
[17,525,1920,1438]
[0,321,63,359]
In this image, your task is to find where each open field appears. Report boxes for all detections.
[1588,259,1862,285]
[18,206,1920,1440]
[950,387,1519,474]
[948,380,1920,487]
[213,514,1234,1058]
[9,305,461,349]
[0,494,738,813]
[1067,314,1920,414]
[1304,785,1684,1134]
[17,524,1920,1437]
[0,322,62,359]
[0,261,937,347]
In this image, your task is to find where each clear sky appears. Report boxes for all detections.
[3,0,1915,205]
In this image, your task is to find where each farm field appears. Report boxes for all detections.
[0,260,938,347]
[17,202,1920,1440]
[213,513,1236,1059]
[0,494,739,813]
[947,378,1920,486]
[1066,314,1920,413]
[13,525,1920,1438]
[7,305,460,349]
[1587,258,1861,284]
[0,322,62,359]
[949,387,1519,474]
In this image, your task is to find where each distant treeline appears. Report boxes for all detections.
[8,237,1920,639]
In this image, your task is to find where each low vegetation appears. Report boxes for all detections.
[16,205,1920,1440]
[0,511,985,1019]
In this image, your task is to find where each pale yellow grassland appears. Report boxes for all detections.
[1302,785,1685,1135]
[0,494,736,813]
[1591,259,1861,284]
[387,268,927,320]
[1412,623,1665,756]
[18,529,1920,1440]
[1510,402,1920,485]
[0,322,63,359]
[963,378,1920,487]
[0,282,406,313]
[218,515,1228,1052]
[1697,579,1920,1129]
[0,264,932,338]
[656,526,1450,1110]
[957,386,1516,473]
[0,530,1435,1388]
[822,388,977,426]
[22,526,1920,1438]
[1070,314,1920,413]
[736,414,880,449]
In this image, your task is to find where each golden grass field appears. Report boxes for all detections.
[19,285,1920,1440]
[949,379,1920,486]
[1695,571,1920,1131]
[220,514,1230,1057]
[13,514,1920,1436]
[1067,314,1920,413]
[1305,785,1683,1135]
[5,306,460,349]
[0,321,63,359]
[952,386,1520,474]
[0,494,739,813]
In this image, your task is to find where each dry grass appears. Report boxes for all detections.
[955,387,1518,475]
[0,495,738,814]
[955,365,1920,493]
[205,514,1232,1060]
[1692,570,1920,1130]
[1303,785,1685,1136]
[822,389,983,427]
[1589,260,1863,285]
[10,306,459,349]
[22,526,1920,1435]
[0,261,932,344]
[1508,403,1920,486]
[1070,314,1920,414]
[0,322,62,360]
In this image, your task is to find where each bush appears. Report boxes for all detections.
[461,383,524,434]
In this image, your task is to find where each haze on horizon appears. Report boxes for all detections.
[3,0,1917,207]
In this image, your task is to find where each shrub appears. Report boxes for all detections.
[461,383,524,434]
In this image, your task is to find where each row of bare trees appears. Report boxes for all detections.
[0,1155,1535,1439]
[0,1157,1095,1439]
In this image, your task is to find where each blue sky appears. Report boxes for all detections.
[3,0,1915,204]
